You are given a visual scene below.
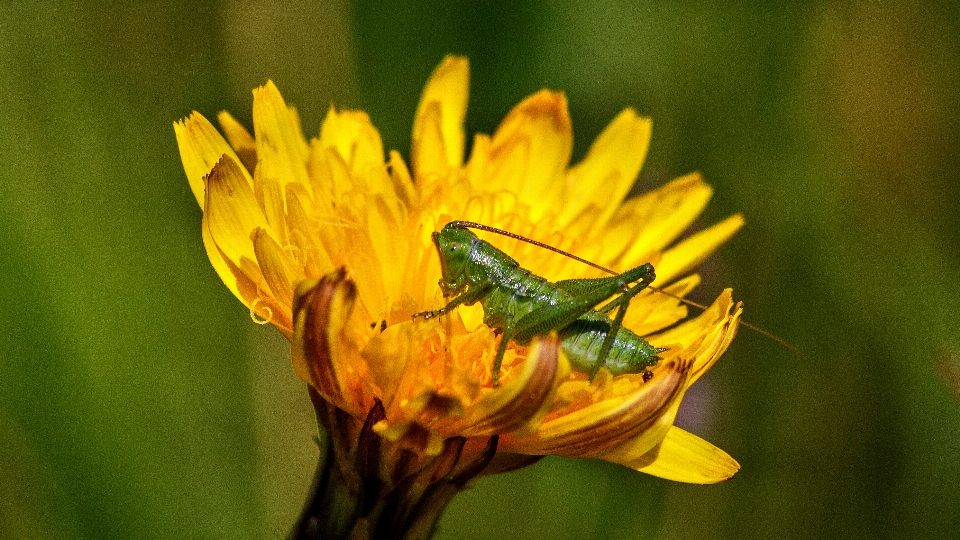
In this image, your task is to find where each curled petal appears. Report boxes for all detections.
[292,270,370,415]
[458,334,570,437]
[652,289,742,385]
[502,359,689,457]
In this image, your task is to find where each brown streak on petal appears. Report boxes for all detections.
[293,269,356,404]
[459,334,563,437]
[507,359,689,457]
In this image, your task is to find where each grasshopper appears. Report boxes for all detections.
[413,221,668,386]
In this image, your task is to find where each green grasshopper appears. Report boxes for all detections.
[413,221,668,386]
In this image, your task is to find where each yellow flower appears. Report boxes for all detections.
[175,57,742,503]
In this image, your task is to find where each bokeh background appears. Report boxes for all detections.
[2,1,959,538]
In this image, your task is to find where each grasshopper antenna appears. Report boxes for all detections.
[449,220,802,356]
[448,221,613,274]
[645,285,803,356]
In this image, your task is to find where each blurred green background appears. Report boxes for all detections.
[2,1,959,538]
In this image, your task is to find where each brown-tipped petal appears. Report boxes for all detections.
[559,109,652,230]
[291,270,359,411]
[252,80,311,191]
[628,426,740,484]
[174,112,251,208]
[654,214,745,284]
[412,55,469,178]
[651,289,742,385]
[458,334,570,438]
[484,90,572,214]
[501,360,689,458]
[216,111,257,173]
[203,156,272,271]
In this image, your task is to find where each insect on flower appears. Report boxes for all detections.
[415,221,798,387]
[414,221,668,386]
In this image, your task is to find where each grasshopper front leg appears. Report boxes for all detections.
[412,283,491,320]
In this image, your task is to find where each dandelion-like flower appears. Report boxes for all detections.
[175,57,743,539]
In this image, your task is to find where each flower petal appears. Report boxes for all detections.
[292,271,371,415]
[558,109,652,230]
[252,81,311,192]
[474,90,572,217]
[412,55,469,180]
[216,111,257,173]
[501,359,689,457]
[652,289,742,385]
[319,107,386,183]
[654,213,745,284]
[203,155,271,271]
[458,334,570,437]
[610,173,715,265]
[251,227,301,310]
[629,426,740,484]
[174,112,251,208]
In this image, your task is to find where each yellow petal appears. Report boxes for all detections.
[319,107,386,181]
[459,334,570,437]
[216,111,257,173]
[622,274,699,335]
[174,112,251,208]
[203,156,271,271]
[558,109,652,229]
[412,55,469,179]
[631,426,740,484]
[252,80,310,191]
[388,150,418,209]
[202,218,293,336]
[251,227,301,309]
[654,213,745,284]
[611,173,714,265]
[651,289,742,385]
[479,90,572,216]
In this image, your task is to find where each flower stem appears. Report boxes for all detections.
[290,388,498,540]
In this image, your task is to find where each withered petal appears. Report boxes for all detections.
[458,334,570,438]
[501,359,690,457]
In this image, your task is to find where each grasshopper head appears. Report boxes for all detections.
[433,224,477,296]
